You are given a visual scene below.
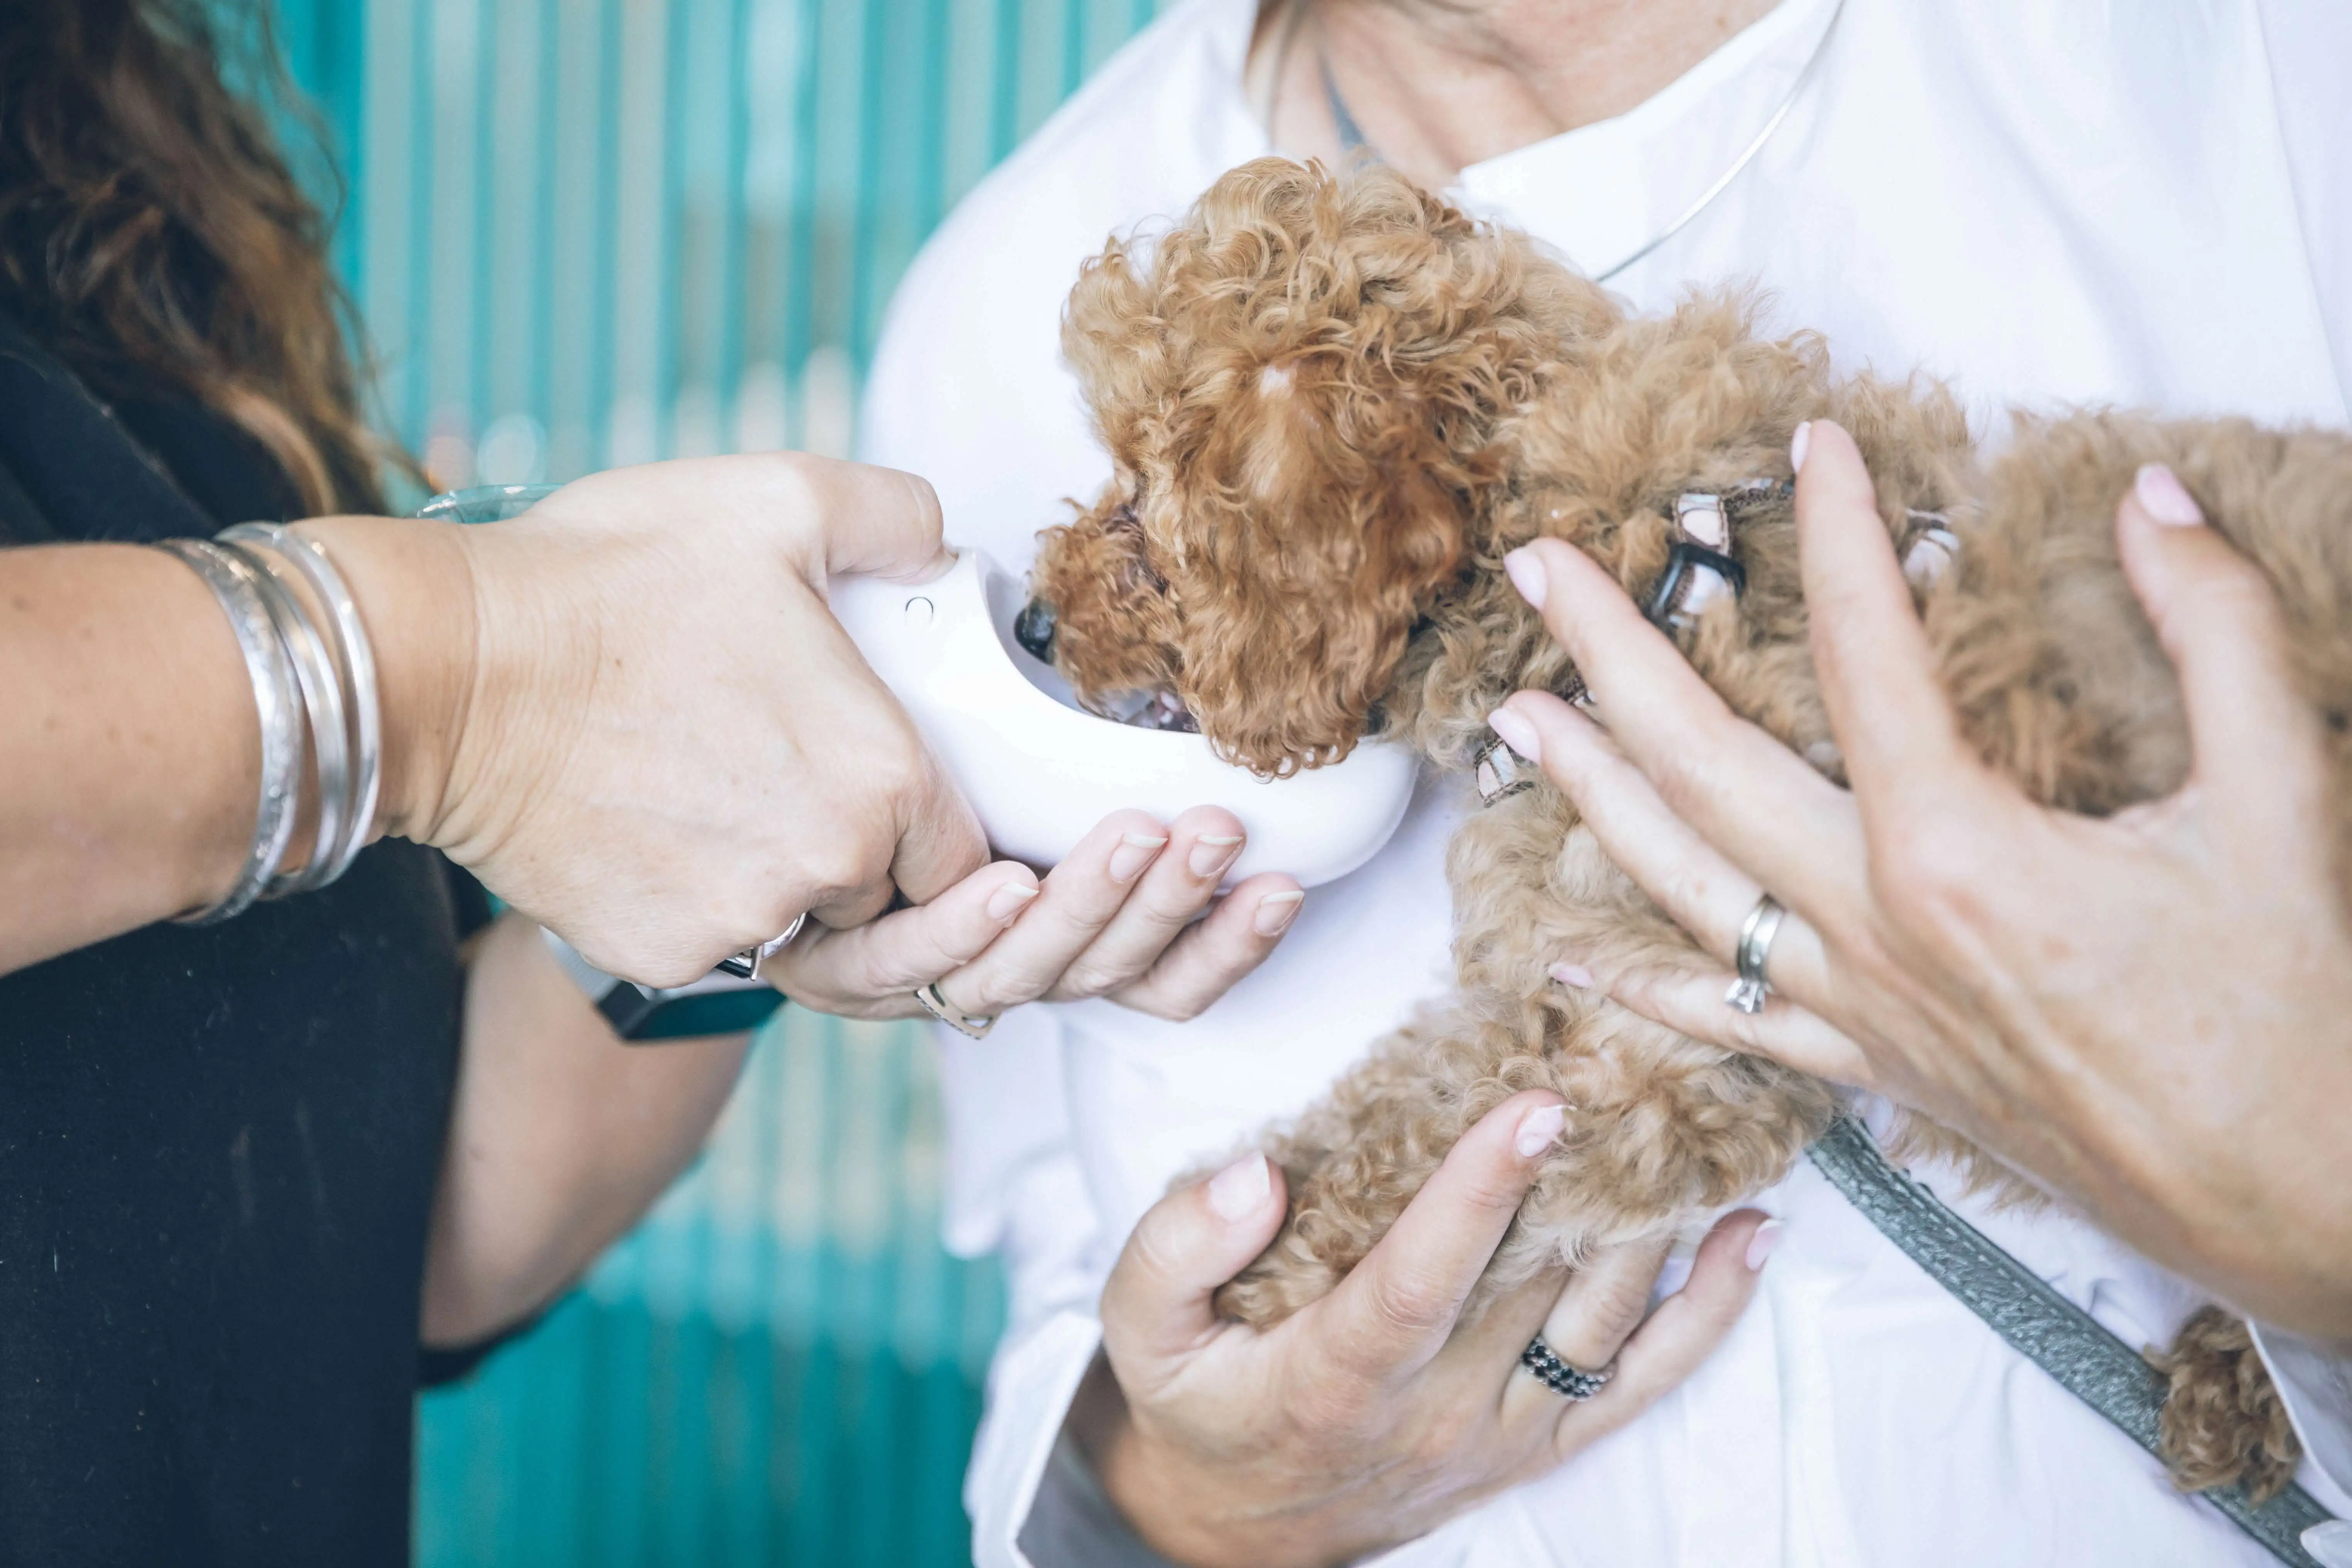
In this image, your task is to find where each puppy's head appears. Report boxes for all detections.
[1024,158,1612,776]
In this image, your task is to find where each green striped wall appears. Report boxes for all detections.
[267,1,1165,1561]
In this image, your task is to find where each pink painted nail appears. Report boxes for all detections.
[1253,889,1305,937]
[2134,463,2204,527]
[1550,962,1594,989]
[1514,1102,1567,1158]
[1189,834,1244,878]
[1107,832,1167,883]
[984,882,1038,922]
[1745,1219,1785,1271]
[1486,705,1542,765]
[1790,421,1812,475]
[1207,1153,1272,1222]
[1503,547,1548,611]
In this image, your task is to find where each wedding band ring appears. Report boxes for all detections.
[913,980,996,1040]
[1521,1336,1613,1401]
[717,911,807,980]
[1725,894,1786,1014]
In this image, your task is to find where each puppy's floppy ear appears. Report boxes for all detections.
[1062,236,1168,483]
[1163,361,1482,776]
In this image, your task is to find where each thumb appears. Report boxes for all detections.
[789,455,953,582]
[1099,1154,1288,1379]
[2113,462,2327,847]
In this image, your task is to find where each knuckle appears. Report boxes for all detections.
[1363,1266,1454,1342]
[1869,820,1982,938]
[799,843,872,903]
[1052,957,1125,999]
[2190,559,2280,631]
[1147,987,1209,1023]
[1584,1264,1657,1334]
[1454,1156,1540,1217]
[959,965,1040,1014]
[863,731,927,802]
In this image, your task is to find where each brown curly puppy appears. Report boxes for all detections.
[1024,157,2352,1496]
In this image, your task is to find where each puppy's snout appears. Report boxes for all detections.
[1013,597,1059,662]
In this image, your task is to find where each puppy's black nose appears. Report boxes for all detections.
[1013,597,1058,662]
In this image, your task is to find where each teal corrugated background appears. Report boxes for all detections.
[265,2,1163,1561]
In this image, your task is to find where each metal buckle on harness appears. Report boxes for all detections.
[1474,732,1536,806]
[1644,491,1750,631]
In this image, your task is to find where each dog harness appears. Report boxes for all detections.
[1471,481,1963,807]
[1474,479,1787,807]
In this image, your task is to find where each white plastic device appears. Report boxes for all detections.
[828,550,1417,888]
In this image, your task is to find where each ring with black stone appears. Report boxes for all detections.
[1521,1336,1614,1401]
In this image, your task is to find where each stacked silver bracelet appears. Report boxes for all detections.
[160,525,383,924]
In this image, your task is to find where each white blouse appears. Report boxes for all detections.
[858,1,2352,1563]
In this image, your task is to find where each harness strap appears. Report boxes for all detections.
[1475,482,1782,806]
[1808,1116,2338,1567]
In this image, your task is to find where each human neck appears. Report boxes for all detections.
[1249,0,1781,191]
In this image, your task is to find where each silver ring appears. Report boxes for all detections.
[1725,894,1786,1014]
[716,911,807,980]
[913,980,996,1040]
[1521,1336,1613,1401]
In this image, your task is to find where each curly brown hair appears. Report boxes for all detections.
[0,0,388,515]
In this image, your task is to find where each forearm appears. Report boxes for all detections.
[1,543,263,971]
[0,520,470,976]
[420,909,751,1347]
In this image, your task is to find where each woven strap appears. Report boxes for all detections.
[1807,1117,2337,1566]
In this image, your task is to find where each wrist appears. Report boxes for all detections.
[1076,1362,1342,1568]
[292,515,478,846]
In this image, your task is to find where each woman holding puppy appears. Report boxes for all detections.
[863,0,2352,1563]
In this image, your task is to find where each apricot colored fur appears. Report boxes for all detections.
[1034,159,2347,1496]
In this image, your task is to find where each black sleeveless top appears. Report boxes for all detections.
[0,311,483,1566]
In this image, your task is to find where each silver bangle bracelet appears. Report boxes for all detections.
[219,537,350,898]
[159,538,304,924]
[221,524,382,888]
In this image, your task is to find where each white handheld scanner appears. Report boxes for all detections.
[828,550,1417,888]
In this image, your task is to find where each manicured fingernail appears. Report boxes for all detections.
[1253,889,1305,936]
[1207,1153,1272,1222]
[1486,704,1542,765]
[984,882,1038,922]
[1550,962,1593,989]
[1108,832,1167,883]
[1746,1219,1785,1271]
[1513,1102,1566,1158]
[2303,1519,2352,1568]
[1790,421,1812,474]
[1503,547,1547,611]
[2134,463,2203,527]
[1189,834,1244,878]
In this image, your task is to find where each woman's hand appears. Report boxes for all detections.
[306,453,989,987]
[1487,419,2352,1336]
[770,804,1303,1023]
[1076,1091,1775,1568]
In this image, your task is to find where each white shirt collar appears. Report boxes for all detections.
[1448,0,1840,279]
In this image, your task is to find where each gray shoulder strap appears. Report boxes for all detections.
[1807,1117,2337,1567]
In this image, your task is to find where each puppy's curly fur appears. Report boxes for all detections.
[1032,159,2352,1497]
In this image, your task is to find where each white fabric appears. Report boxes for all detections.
[858,0,2352,1562]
